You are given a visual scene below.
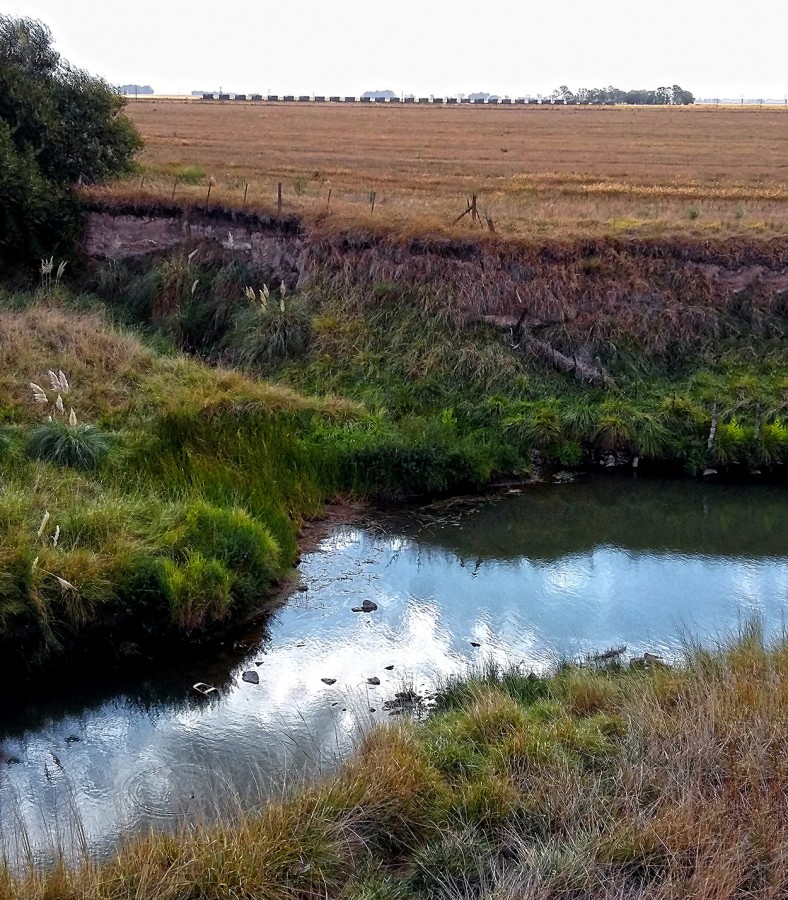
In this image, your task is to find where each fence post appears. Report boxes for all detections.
[244,182,249,204]
[370,190,376,214]
[277,182,282,214]
[171,178,178,200]
[327,188,332,211]
[206,181,212,203]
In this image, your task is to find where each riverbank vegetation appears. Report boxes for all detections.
[84,234,788,485]
[3,628,788,898]
[2,224,786,671]
[0,291,361,671]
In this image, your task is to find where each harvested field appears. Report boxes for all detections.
[95,99,788,239]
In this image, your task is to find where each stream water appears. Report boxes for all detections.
[1,475,787,865]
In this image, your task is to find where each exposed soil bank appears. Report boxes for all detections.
[81,199,788,392]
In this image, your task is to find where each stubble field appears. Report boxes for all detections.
[98,99,788,239]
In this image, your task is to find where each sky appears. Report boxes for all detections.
[8,0,788,100]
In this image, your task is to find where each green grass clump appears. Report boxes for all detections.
[225,296,312,372]
[0,295,363,669]
[26,419,112,470]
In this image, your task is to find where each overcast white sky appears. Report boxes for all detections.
[9,0,788,100]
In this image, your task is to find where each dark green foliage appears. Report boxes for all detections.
[0,121,79,265]
[25,418,112,470]
[0,15,142,269]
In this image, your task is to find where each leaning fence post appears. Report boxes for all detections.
[243,182,249,204]
[171,178,178,200]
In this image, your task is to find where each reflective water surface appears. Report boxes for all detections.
[1,475,787,864]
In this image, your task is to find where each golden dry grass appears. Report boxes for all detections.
[97,99,788,239]
[4,636,788,899]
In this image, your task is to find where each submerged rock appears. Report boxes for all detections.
[242,671,260,684]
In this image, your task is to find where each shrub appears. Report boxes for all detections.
[26,418,112,469]
[0,15,142,269]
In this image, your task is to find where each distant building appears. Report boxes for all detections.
[120,84,153,95]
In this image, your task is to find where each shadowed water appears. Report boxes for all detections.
[1,475,787,865]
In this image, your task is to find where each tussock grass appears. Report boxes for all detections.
[4,631,788,898]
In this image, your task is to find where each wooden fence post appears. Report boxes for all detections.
[277,182,282,213]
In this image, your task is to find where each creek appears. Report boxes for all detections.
[1,474,787,865]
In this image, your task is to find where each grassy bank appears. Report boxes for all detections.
[84,235,788,486]
[0,291,364,671]
[4,225,786,669]
[3,629,788,898]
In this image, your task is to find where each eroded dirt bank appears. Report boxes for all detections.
[83,199,788,365]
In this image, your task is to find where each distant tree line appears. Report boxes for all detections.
[550,84,695,105]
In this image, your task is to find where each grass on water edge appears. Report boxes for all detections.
[3,626,788,899]
[0,290,362,671]
[2,229,787,671]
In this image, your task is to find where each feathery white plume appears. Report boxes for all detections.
[31,383,48,404]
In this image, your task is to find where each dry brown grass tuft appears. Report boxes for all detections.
[0,301,154,423]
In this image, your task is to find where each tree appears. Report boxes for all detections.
[0,16,142,270]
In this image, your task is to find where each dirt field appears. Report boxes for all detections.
[103,100,788,238]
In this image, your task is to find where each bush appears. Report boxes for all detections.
[26,418,112,470]
[0,15,142,269]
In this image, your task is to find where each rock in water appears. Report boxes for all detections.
[321,677,337,685]
[352,599,379,613]
[367,676,381,685]
[242,671,259,684]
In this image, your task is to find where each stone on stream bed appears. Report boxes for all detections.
[367,676,380,686]
[242,671,259,684]
[321,678,337,685]
[351,599,378,613]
